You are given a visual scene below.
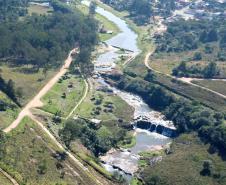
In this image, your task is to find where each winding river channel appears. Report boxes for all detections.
[82,1,175,182]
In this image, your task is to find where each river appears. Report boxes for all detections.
[82,0,174,182]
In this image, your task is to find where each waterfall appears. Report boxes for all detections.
[134,120,177,138]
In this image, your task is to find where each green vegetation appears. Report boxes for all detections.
[75,88,133,122]
[77,3,120,41]
[107,72,226,157]
[0,64,56,105]
[131,177,143,185]
[118,131,136,149]
[59,119,129,156]
[192,80,226,96]
[76,152,113,180]
[98,2,226,185]
[41,73,85,117]
[0,10,97,69]
[0,0,28,23]
[141,134,226,185]
[28,4,53,15]
[155,73,226,112]
[0,117,97,185]
[0,91,19,129]
[154,18,226,78]
[0,171,13,185]
[0,0,99,128]
[102,0,176,25]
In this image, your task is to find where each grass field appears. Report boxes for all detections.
[192,80,226,96]
[28,4,52,15]
[141,133,226,185]
[75,87,134,122]
[0,64,56,106]
[0,91,20,130]
[41,73,86,117]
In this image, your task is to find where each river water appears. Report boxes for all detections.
[82,0,173,182]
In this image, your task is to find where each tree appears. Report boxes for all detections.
[16,87,23,101]
[89,1,97,16]
[207,29,218,42]
[6,79,17,103]
[0,131,6,159]
[37,160,47,175]
[200,160,213,176]
[203,62,218,78]
[172,61,187,76]
[178,61,187,72]
[193,52,202,60]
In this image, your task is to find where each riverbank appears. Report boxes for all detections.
[79,2,176,183]
[96,2,226,185]
[76,1,120,41]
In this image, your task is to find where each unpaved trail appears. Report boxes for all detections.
[2,48,107,185]
[29,115,89,172]
[144,51,226,99]
[0,168,19,185]
[66,78,88,119]
[4,48,78,133]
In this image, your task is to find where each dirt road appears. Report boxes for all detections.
[2,48,107,185]
[4,48,78,133]
[144,51,226,99]
[0,168,19,185]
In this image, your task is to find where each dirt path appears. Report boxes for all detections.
[2,48,107,185]
[3,48,78,133]
[144,51,226,99]
[66,78,89,119]
[0,168,19,185]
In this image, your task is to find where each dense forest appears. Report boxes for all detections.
[156,18,226,54]
[0,1,98,69]
[154,17,226,77]
[101,0,176,25]
[0,0,28,22]
[0,0,98,104]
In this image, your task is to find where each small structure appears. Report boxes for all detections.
[90,118,102,124]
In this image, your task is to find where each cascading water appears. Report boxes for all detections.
[82,0,176,183]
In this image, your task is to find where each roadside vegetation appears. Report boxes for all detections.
[0,64,56,106]
[192,80,226,96]
[154,73,226,112]
[0,0,98,128]
[0,92,19,130]
[0,117,97,185]
[0,172,13,185]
